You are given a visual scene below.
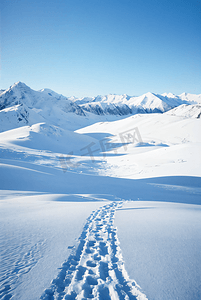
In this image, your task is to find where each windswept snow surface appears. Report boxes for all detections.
[1,82,201,300]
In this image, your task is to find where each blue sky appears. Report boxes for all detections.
[1,0,201,97]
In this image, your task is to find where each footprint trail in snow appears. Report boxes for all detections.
[41,201,147,300]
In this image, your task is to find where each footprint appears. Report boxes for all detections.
[41,201,147,300]
[86,260,97,268]
[86,276,98,286]
[99,242,108,256]
[98,285,111,300]
[76,266,86,281]
[99,262,109,281]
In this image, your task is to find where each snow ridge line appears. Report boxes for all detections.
[41,201,147,300]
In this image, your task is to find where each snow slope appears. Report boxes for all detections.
[0,192,108,300]
[165,104,201,118]
[115,201,201,300]
[1,82,201,300]
[77,113,201,179]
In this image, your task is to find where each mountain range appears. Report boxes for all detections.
[75,91,201,115]
[0,81,201,132]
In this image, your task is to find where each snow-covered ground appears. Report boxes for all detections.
[0,83,201,299]
[115,201,201,300]
[0,192,106,300]
[77,113,201,179]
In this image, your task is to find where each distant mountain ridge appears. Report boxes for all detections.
[74,91,201,115]
[0,82,201,132]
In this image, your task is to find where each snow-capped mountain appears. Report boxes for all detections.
[1,82,201,133]
[0,82,82,114]
[0,82,86,114]
[0,82,87,132]
[74,91,200,115]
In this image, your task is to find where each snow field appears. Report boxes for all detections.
[77,113,201,179]
[0,192,106,300]
[115,201,201,300]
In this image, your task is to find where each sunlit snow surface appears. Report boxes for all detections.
[115,201,201,300]
[0,192,106,299]
[0,89,201,299]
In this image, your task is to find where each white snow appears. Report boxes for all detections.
[165,104,201,118]
[115,201,201,300]
[75,91,200,115]
[0,192,106,300]
[77,113,201,179]
[0,82,201,300]
[179,92,201,104]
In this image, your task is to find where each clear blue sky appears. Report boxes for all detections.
[1,0,201,97]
